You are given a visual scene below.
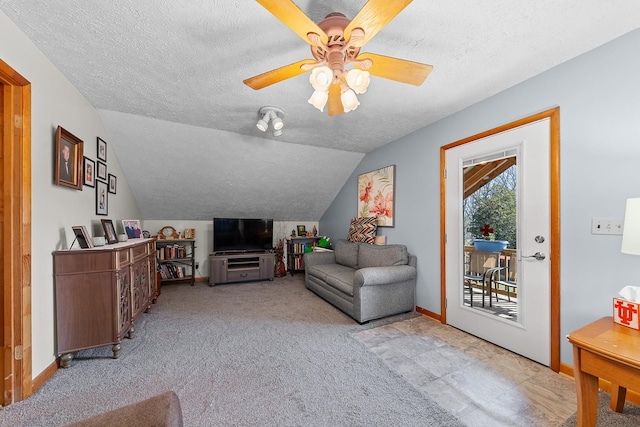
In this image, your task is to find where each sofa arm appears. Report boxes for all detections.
[303,251,336,268]
[354,265,417,287]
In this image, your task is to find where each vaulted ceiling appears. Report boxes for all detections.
[2,1,639,220]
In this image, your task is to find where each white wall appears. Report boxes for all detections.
[1,11,142,377]
[320,28,640,366]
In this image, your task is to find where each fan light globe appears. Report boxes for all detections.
[346,69,370,94]
[310,66,333,91]
[308,89,329,112]
[341,89,359,113]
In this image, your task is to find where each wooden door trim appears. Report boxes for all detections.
[440,107,561,372]
[0,57,32,403]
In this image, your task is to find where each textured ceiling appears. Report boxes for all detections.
[2,1,640,220]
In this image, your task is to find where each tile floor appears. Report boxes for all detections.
[353,315,577,426]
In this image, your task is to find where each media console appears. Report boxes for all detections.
[209,252,274,286]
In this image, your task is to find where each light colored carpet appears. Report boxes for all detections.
[0,275,463,426]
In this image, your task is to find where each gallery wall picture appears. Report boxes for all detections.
[96,180,108,215]
[108,173,117,194]
[54,126,84,190]
[97,137,107,162]
[357,164,396,227]
[97,161,107,180]
[83,157,95,187]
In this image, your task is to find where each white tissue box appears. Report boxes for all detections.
[613,298,640,330]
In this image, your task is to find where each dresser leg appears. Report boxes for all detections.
[60,353,74,368]
[112,343,121,359]
[128,326,135,339]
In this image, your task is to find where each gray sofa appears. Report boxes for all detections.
[303,239,417,323]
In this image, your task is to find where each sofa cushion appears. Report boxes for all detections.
[347,217,377,244]
[308,263,356,296]
[334,239,359,268]
[358,244,408,268]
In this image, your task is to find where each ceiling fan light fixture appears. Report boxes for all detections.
[346,69,370,94]
[308,89,329,112]
[340,88,359,113]
[310,66,333,91]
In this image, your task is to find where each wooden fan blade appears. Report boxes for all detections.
[344,0,412,47]
[256,0,328,45]
[356,53,433,86]
[327,83,344,116]
[244,59,317,90]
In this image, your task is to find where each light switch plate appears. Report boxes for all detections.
[591,218,624,235]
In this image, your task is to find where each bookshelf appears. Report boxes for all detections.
[156,238,196,286]
[286,236,321,275]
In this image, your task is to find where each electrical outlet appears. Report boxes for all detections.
[195,262,199,270]
[591,218,624,235]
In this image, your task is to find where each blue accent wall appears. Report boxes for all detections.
[320,28,640,365]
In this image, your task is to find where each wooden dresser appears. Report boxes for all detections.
[53,238,157,367]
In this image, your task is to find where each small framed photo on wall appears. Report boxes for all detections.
[83,157,95,188]
[97,137,107,162]
[108,173,117,194]
[97,161,107,181]
[96,180,108,215]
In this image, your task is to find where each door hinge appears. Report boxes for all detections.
[444,168,447,179]
[445,298,447,309]
[15,345,23,360]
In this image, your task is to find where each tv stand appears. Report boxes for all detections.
[209,252,274,286]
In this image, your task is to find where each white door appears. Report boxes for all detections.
[445,118,551,365]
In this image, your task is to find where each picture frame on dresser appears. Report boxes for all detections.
[96,180,108,215]
[71,226,93,249]
[101,219,118,244]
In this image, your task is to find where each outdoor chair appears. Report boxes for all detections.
[489,259,518,304]
[463,250,500,307]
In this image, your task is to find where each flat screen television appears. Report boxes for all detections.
[213,218,273,253]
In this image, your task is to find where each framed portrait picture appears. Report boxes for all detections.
[83,157,95,187]
[54,126,84,190]
[357,164,396,227]
[122,219,142,238]
[71,225,93,249]
[297,225,306,236]
[97,137,107,162]
[101,219,118,244]
[96,180,108,216]
[108,173,117,194]
[97,161,107,180]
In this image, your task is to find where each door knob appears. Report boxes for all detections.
[524,252,546,261]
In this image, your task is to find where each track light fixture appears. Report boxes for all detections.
[256,106,285,137]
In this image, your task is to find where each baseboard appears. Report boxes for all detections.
[415,305,440,321]
[196,276,208,283]
[32,359,58,393]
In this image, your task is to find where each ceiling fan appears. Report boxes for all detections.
[243,0,433,116]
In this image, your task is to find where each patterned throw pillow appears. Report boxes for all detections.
[347,217,377,244]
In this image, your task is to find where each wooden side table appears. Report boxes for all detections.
[567,316,640,426]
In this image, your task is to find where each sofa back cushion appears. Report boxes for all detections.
[334,239,359,268]
[358,244,408,268]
